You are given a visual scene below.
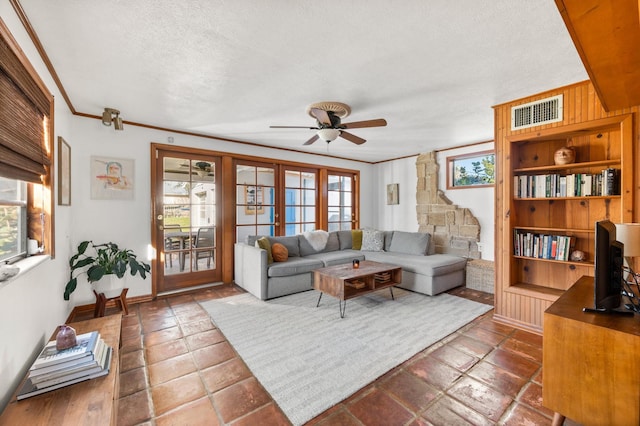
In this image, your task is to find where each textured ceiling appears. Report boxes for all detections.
[17,0,587,162]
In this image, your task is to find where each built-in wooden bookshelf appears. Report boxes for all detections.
[493,81,636,333]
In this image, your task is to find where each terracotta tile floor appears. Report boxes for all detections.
[73,285,576,425]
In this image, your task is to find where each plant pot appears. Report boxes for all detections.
[93,274,125,298]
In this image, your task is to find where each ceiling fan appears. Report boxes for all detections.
[166,161,214,177]
[270,102,387,145]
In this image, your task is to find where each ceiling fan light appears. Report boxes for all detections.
[317,128,340,142]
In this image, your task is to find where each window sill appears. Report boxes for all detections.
[0,255,50,290]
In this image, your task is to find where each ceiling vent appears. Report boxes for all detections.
[511,94,563,130]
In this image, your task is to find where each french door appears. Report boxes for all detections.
[153,148,222,293]
[234,161,318,241]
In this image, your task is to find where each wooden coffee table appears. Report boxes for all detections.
[313,260,402,318]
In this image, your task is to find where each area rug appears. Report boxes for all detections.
[200,289,492,425]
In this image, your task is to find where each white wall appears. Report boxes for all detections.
[371,156,420,231]
[373,142,495,260]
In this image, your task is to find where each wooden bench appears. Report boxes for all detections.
[0,314,122,425]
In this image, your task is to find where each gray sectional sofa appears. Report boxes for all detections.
[233,229,467,300]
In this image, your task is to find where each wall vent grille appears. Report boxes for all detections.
[511,95,563,130]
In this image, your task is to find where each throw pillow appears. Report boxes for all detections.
[271,243,289,262]
[351,229,363,250]
[255,237,273,264]
[337,230,353,250]
[268,235,300,257]
[360,229,384,252]
[389,231,430,255]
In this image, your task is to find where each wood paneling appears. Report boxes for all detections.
[555,0,640,111]
[494,81,637,333]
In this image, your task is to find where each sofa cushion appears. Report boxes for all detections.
[323,232,340,252]
[383,231,394,251]
[306,249,365,267]
[267,257,324,277]
[272,243,289,262]
[255,237,273,264]
[389,231,430,255]
[351,229,363,250]
[268,235,300,257]
[363,252,466,276]
[361,229,384,251]
[299,230,329,256]
[337,230,352,250]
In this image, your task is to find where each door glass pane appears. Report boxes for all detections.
[328,173,354,231]
[236,164,276,240]
[162,156,217,275]
[284,169,316,236]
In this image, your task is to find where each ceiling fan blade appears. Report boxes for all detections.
[340,118,387,129]
[310,108,332,126]
[270,125,319,129]
[303,134,320,145]
[339,131,366,145]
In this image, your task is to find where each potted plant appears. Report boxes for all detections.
[64,240,151,300]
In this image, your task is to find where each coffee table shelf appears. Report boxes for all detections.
[313,261,402,317]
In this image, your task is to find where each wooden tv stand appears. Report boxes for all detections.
[543,276,640,426]
[0,314,122,425]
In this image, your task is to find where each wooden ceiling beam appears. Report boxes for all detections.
[555,0,640,111]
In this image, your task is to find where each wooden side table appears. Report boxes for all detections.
[93,288,129,318]
[0,315,122,425]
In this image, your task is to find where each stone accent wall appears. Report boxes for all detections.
[416,152,481,259]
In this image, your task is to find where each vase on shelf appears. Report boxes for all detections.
[554,147,576,165]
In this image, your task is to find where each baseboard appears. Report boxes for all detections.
[492,313,543,336]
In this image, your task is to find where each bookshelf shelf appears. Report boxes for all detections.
[513,159,620,173]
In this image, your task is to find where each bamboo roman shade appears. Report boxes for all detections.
[0,28,51,183]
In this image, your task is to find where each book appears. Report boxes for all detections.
[30,331,100,370]
[17,346,112,401]
[30,338,106,384]
[27,352,96,376]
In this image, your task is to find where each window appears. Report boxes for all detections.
[0,19,54,261]
[327,173,354,231]
[446,150,495,189]
[0,177,27,262]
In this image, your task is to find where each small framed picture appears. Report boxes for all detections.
[90,156,135,200]
[447,150,495,189]
[57,137,71,205]
[386,183,399,205]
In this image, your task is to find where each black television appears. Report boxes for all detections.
[587,220,624,313]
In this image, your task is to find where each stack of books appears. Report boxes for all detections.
[374,272,391,283]
[17,330,112,400]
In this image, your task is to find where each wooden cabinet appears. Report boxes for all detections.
[543,276,640,425]
[494,81,636,333]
